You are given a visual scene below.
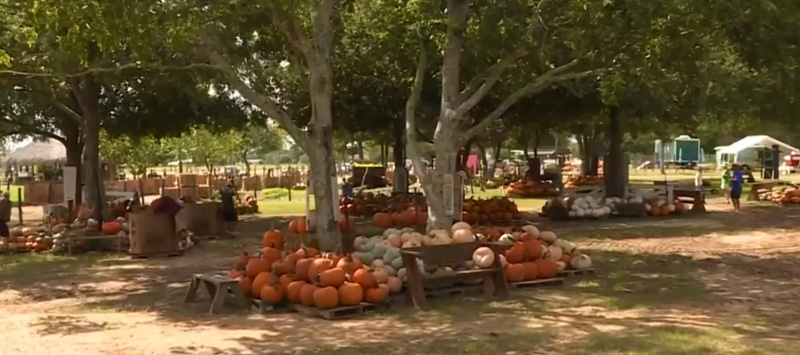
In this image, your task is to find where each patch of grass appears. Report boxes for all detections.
[257,199,310,216]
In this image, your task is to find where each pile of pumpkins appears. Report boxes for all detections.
[341,193,427,218]
[287,215,356,235]
[49,217,129,254]
[497,225,593,283]
[762,186,800,205]
[371,208,427,229]
[0,227,52,252]
[565,175,604,188]
[461,197,522,225]
[645,200,686,216]
[506,179,559,198]
[228,229,398,310]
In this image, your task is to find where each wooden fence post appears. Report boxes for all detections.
[17,187,23,225]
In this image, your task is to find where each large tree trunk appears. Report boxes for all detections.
[307,63,341,251]
[243,154,251,176]
[486,139,502,180]
[70,74,106,221]
[605,106,625,197]
[59,116,84,206]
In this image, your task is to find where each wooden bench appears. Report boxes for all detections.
[184,272,251,314]
[400,242,508,310]
[674,189,705,213]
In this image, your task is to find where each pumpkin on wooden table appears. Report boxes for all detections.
[319,268,346,288]
[535,259,559,279]
[504,263,525,283]
[308,258,335,281]
[286,281,307,303]
[238,276,253,295]
[260,285,284,305]
[372,212,393,228]
[352,269,376,289]
[364,284,389,304]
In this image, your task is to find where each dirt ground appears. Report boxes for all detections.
[2,201,800,354]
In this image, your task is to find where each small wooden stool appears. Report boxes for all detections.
[184,272,250,314]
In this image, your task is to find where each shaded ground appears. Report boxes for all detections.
[3,202,800,354]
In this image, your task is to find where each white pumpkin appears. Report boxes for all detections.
[451,221,471,233]
[540,231,558,244]
[372,259,385,269]
[521,225,540,237]
[401,227,416,234]
[556,261,567,271]
[382,228,400,238]
[400,232,415,244]
[570,254,593,270]
[555,239,576,254]
[397,267,407,281]
[386,276,403,293]
[547,245,563,261]
[472,246,496,268]
[421,234,435,246]
[498,233,516,245]
[372,268,389,283]
[386,234,402,247]
[428,229,449,239]
[452,229,475,243]
[499,254,508,268]
[431,233,452,245]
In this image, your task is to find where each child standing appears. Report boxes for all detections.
[730,164,744,212]
[720,165,731,204]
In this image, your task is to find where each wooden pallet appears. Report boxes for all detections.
[290,302,387,320]
[250,299,293,314]
[510,277,565,290]
[557,268,595,277]
[424,283,484,298]
[130,251,183,259]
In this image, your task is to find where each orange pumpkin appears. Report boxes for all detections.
[524,240,544,260]
[262,229,284,250]
[308,258,335,281]
[286,281,306,303]
[535,259,559,279]
[338,283,364,306]
[505,263,525,283]
[295,258,313,282]
[521,261,538,280]
[261,247,282,265]
[101,221,122,235]
[336,255,363,275]
[319,268,346,288]
[278,274,294,291]
[295,246,319,258]
[238,276,252,295]
[227,269,242,279]
[260,285,284,305]
[560,254,572,265]
[235,252,251,269]
[505,242,526,264]
[364,285,389,304]
[313,286,340,309]
[372,212,393,228]
[251,272,273,298]
[245,258,271,278]
[288,218,308,234]
[353,269,377,289]
[299,284,318,306]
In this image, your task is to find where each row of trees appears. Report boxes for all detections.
[99,125,284,178]
[2,0,800,249]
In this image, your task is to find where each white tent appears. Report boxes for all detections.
[716,135,799,155]
[715,135,800,169]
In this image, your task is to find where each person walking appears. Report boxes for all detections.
[695,167,705,203]
[730,164,744,212]
[720,164,732,204]
[0,192,10,237]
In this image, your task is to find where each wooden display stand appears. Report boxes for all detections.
[400,242,508,310]
[129,210,181,257]
[175,202,224,237]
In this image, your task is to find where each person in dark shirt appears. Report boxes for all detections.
[730,164,744,212]
[0,192,10,237]
[220,180,239,233]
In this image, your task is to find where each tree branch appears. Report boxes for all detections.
[0,117,66,143]
[462,66,606,142]
[264,3,316,64]
[206,50,308,148]
[52,100,84,123]
[454,46,529,118]
[0,63,218,79]
[405,46,432,188]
